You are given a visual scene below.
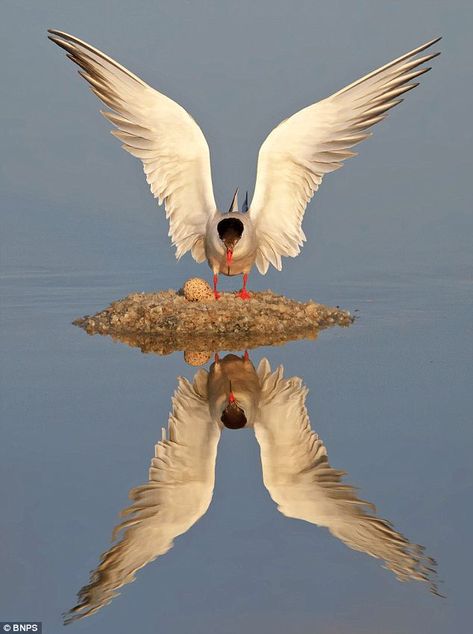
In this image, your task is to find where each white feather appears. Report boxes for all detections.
[48,29,217,262]
[249,38,441,273]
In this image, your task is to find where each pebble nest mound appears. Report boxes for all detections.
[73,282,353,355]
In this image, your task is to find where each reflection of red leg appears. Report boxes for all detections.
[237,273,251,300]
[213,274,220,300]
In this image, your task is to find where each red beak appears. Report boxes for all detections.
[226,249,233,265]
[229,391,235,403]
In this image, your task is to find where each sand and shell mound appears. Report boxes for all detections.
[73,280,353,355]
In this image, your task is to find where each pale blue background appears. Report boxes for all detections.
[1,1,472,632]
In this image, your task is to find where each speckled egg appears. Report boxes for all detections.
[183,277,214,302]
[184,351,212,366]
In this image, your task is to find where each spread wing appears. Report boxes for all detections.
[254,359,439,593]
[249,38,441,273]
[65,370,220,623]
[48,29,217,262]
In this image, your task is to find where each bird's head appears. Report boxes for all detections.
[217,217,244,264]
[220,391,247,429]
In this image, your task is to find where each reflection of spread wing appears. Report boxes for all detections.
[48,30,217,262]
[65,370,220,623]
[254,359,439,593]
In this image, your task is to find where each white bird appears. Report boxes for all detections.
[65,354,438,622]
[48,30,440,299]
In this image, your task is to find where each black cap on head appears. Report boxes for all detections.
[221,402,247,429]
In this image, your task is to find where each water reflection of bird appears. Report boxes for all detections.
[208,352,261,429]
[65,354,438,622]
[48,31,440,299]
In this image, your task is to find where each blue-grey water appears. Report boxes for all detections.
[1,1,472,632]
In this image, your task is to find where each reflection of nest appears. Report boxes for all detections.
[73,289,353,355]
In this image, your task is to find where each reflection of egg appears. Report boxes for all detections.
[184,351,212,367]
[183,278,214,302]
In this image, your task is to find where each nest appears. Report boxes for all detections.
[73,280,353,358]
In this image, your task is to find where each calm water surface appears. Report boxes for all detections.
[1,261,470,633]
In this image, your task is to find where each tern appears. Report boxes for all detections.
[64,353,438,622]
[48,30,440,299]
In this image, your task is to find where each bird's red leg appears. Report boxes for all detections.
[243,350,249,361]
[214,352,220,364]
[237,273,251,300]
[213,274,221,300]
